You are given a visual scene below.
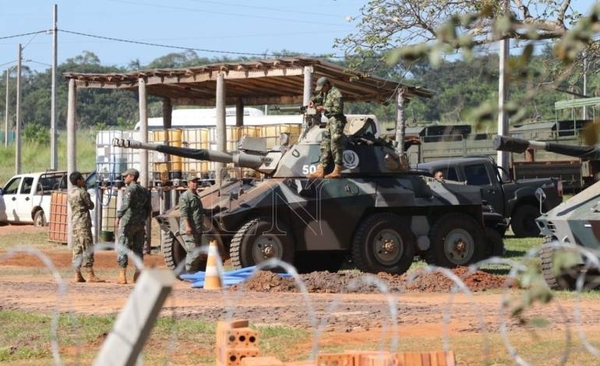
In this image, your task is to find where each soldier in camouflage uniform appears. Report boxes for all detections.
[178,174,209,274]
[307,76,347,179]
[69,171,103,283]
[115,168,152,284]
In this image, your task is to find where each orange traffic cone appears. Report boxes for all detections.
[204,239,223,290]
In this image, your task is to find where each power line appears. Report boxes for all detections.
[0,30,47,41]
[105,0,351,27]
[59,29,342,59]
[0,60,18,68]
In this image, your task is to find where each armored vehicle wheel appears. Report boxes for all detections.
[351,212,415,275]
[427,213,485,268]
[229,217,295,271]
[511,204,540,238]
[485,227,505,258]
[162,232,190,271]
[540,240,589,290]
[33,210,47,227]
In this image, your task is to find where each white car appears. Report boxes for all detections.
[0,191,7,223]
[0,171,67,226]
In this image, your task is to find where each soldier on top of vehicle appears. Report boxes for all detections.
[307,77,347,179]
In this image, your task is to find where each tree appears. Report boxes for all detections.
[336,1,599,127]
[146,50,210,69]
[337,1,586,62]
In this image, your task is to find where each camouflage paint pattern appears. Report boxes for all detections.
[116,181,151,268]
[69,185,95,268]
[178,189,205,271]
[312,85,346,166]
[537,179,600,251]
[115,121,499,275]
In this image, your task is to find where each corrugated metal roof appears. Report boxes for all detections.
[63,57,433,106]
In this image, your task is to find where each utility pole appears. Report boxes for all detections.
[15,44,22,174]
[583,51,588,120]
[4,69,9,147]
[50,4,58,170]
[497,0,510,174]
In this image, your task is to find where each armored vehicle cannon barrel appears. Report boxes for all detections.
[493,135,600,160]
[495,135,600,290]
[113,138,267,170]
[114,123,506,277]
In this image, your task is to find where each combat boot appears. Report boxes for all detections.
[324,164,343,179]
[133,269,141,283]
[116,268,127,284]
[84,267,105,283]
[307,164,325,179]
[74,269,86,283]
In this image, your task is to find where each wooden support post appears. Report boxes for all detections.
[93,269,175,366]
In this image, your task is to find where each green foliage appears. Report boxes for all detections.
[22,123,50,145]
[336,1,599,128]
[0,130,96,185]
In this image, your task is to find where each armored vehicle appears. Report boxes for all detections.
[115,116,506,275]
[494,135,600,289]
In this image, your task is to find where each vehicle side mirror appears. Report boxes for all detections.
[535,187,546,213]
[0,188,3,195]
[535,187,546,202]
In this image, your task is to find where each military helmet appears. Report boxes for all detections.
[186,173,199,182]
[122,168,139,179]
[315,77,329,91]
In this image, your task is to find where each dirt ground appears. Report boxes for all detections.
[3,225,600,364]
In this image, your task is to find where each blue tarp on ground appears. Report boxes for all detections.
[180,266,291,288]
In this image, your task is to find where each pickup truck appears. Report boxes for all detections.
[0,170,67,226]
[417,157,563,237]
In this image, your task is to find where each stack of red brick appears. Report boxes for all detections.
[215,319,456,366]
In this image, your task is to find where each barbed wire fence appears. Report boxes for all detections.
[2,242,600,365]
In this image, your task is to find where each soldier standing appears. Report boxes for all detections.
[115,168,151,284]
[178,174,205,274]
[178,174,221,274]
[307,76,347,179]
[69,171,104,283]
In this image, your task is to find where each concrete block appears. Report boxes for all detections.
[316,353,354,366]
[216,346,260,366]
[241,356,284,366]
[220,327,259,348]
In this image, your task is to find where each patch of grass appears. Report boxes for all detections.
[0,228,50,251]
[0,130,96,185]
[0,310,310,365]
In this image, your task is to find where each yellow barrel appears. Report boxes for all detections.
[181,129,210,178]
[152,129,183,183]
[169,129,183,179]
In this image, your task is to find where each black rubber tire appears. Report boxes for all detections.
[511,204,541,238]
[540,240,583,291]
[161,232,191,271]
[229,217,295,271]
[351,212,415,275]
[485,227,505,258]
[162,226,223,275]
[33,210,47,227]
[427,213,486,268]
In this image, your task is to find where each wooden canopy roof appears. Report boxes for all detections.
[63,57,433,106]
